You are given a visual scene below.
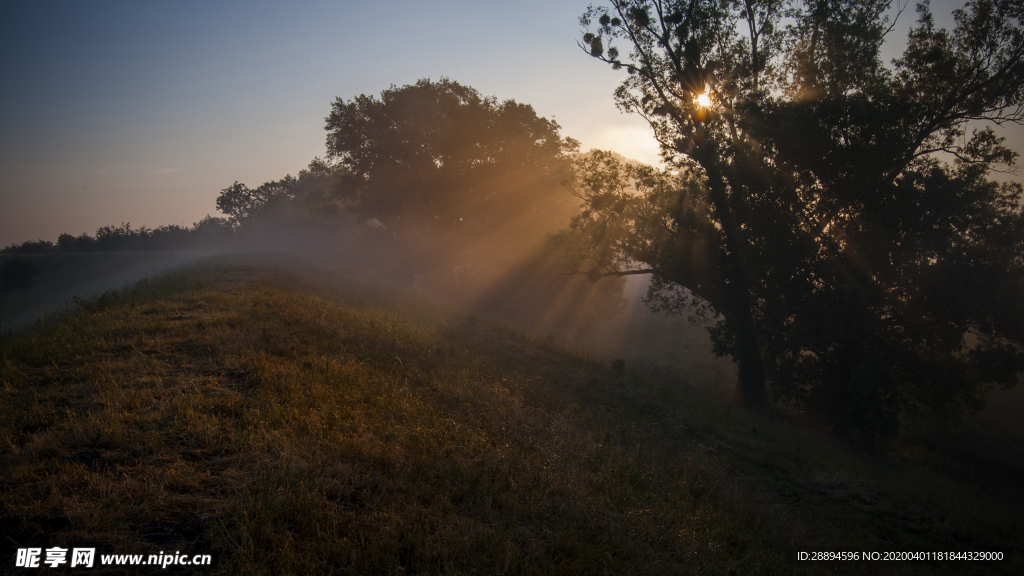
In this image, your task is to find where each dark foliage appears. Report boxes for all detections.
[2,217,233,254]
[0,240,56,254]
[215,158,340,228]
[573,0,1024,438]
[214,78,584,291]
[322,78,581,286]
[324,78,579,232]
[56,233,96,252]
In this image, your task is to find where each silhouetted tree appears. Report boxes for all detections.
[573,0,1024,438]
[323,78,581,283]
[216,158,341,229]
[216,182,266,226]
[57,233,97,252]
[185,215,235,245]
[0,240,55,254]
[95,223,150,251]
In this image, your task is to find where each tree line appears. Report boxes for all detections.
[2,217,232,254]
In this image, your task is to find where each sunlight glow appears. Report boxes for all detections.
[694,92,711,108]
[590,125,663,166]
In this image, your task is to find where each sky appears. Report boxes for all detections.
[1,0,1020,247]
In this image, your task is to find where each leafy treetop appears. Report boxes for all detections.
[324,78,580,241]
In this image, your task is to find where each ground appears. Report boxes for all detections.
[1,253,1020,574]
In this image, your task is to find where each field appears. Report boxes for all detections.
[1,254,1021,574]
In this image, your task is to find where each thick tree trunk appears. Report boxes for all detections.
[733,321,769,410]
[695,148,770,411]
[717,279,769,410]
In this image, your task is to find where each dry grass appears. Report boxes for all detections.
[1,254,1020,574]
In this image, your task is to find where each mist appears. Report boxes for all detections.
[1,78,722,383]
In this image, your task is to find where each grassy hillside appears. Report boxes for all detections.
[1,255,1020,574]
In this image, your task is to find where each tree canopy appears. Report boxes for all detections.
[573,0,1024,438]
[215,158,339,228]
[324,78,580,248]
[213,79,583,292]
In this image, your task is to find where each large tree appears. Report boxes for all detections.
[323,78,580,281]
[573,0,1024,437]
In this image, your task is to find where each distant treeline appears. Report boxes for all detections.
[1,216,232,254]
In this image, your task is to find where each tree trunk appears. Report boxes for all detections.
[733,319,769,410]
[695,148,769,410]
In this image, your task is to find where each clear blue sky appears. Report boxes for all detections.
[1,0,1018,246]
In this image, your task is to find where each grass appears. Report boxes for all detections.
[1,254,1020,574]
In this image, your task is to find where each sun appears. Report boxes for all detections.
[694,92,712,108]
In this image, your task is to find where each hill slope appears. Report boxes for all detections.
[1,255,1020,574]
